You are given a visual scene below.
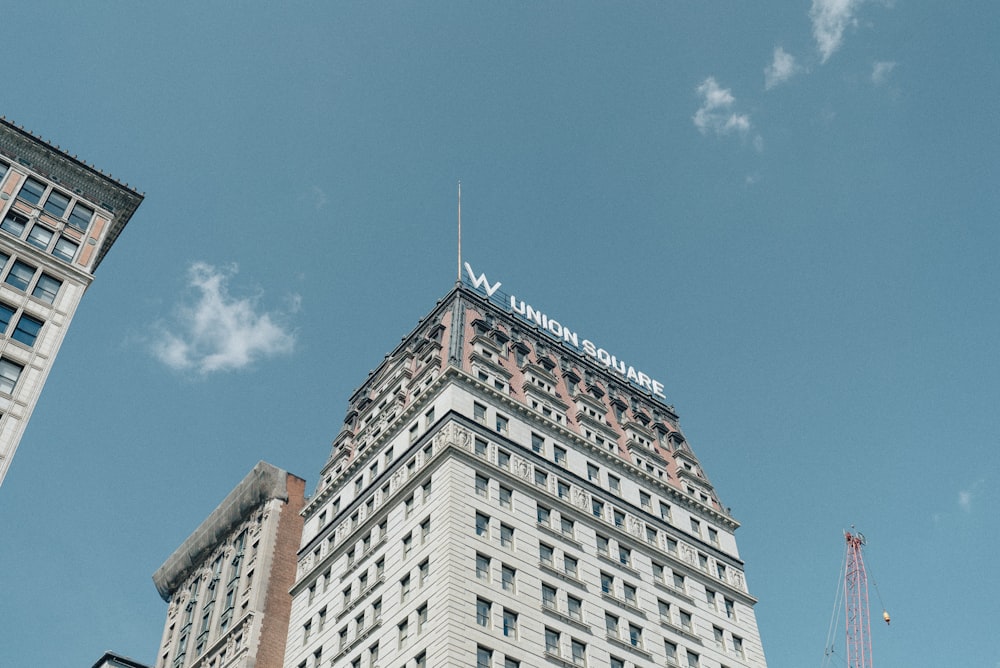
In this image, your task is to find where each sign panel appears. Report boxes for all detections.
[463,262,666,399]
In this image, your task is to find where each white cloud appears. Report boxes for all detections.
[957,480,985,513]
[693,77,752,138]
[765,47,802,89]
[810,0,864,63]
[871,60,896,85]
[152,262,297,375]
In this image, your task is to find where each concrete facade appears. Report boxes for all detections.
[284,282,768,668]
[0,118,143,487]
[153,462,306,668]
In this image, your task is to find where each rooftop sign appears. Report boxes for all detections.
[463,262,666,399]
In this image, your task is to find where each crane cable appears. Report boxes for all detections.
[821,546,848,668]
[863,538,891,625]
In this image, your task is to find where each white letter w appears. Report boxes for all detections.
[464,262,502,297]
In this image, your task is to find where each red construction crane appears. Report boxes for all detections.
[823,530,890,668]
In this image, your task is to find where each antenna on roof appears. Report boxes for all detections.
[457,180,462,284]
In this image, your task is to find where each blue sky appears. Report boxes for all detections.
[0,2,997,666]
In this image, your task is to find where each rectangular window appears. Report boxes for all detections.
[613,510,625,528]
[398,621,409,648]
[560,517,574,538]
[500,523,514,548]
[0,303,15,331]
[557,480,569,499]
[534,469,548,487]
[725,598,736,620]
[18,178,45,205]
[499,485,512,509]
[475,437,488,456]
[496,414,508,434]
[415,652,426,668]
[505,660,520,668]
[541,583,556,608]
[686,652,699,668]
[417,604,428,632]
[474,402,486,423]
[0,358,24,394]
[531,432,544,453]
[733,635,745,659]
[539,543,554,566]
[12,314,43,347]
[570,639,586,666]
[596,534,609,555]
[477,647,492,668]
[623,583,637,606]
[673,572,685,592]
[628,624,642,648]
[680,610,693,631]
[592,499,604,518]
[563,554,577,578]
[567,595,582,621]
[475,512,490,537]
[537,504,550,525]
[600,572,613,595]
[402,533,413,557]
[476,598,491,627]
[618,546,631,567]
[544,628,559,655]
[658,599,671,621]
[5,260,35,291]
[605,613,619,637]
[67,203,94,231]
[660,502,672,522]
[400,575,411,603]
[476,553,490,581]
[43,189,70,217]
[476,474,489,497]
[502,609,518,638]
[501,565,516,592]
[587,463,599,482]
[26,224,53,250]
[708,527,719,546]
[640,491,651,509]
[611,658,625,668]
[553,446,567,465]
[664,641,678,663]
[608,474,620,494]
[419,558,429,585]
[713,626,725,649]
[690,518,701,536]
[498,449,510,469]
[1,212,27,237]
[421,519,430,542]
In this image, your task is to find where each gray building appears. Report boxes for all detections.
[0,119,143,487]
[153,461,306,668]
[284,266,768,668]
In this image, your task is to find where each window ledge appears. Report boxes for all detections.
[541,606,592,632]
[539,562,588,591]
[606,635,653,660]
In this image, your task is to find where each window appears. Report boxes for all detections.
[686,652,699,668]
[415,652,426,668]
[475,438,488,457]
[600,572,613,595]
[587,463,599,482]
[679,610,693,632]
[534,469,548,487]
[698,553,708,571]
[608,475,620,494]
[673,572,685,592]
[356,611,366,632]
[0,303,14,332]
[690,518,701,536]
[708,527,719,546]
[30,272,60,304]
[724,598,736,620]
[567,595,582,621]
[500,523,514,548]
[496,414,508,434]
[505,659,520,668]
[425,406,435,425]
[605,613,619,637]
[570,639,586,666]
[477,646,492,668]
[476,474,489,497]
[402,533,413,557]
[618,546,631,567]
[476,553,490,581]
[628,624,642,648]
[417,604,428,632]
[539,543,554,566]
[53,235,79,261]
[12,314,43,347]
[501,565,516,592]
[563,554,578,578]
[732,635,745,659]
[660,502,672,522]
[42,189,70,217]
[397,619,409,648]
[400,575,411,603]
[613,510,625,528]
[67,203,93,231]
[474,402,486,423]
[658,599,671,621]
[531,432,544,453]
[477,598,491,627]
[557,480,569,499]
[666,537,678,555]
[592,499,604,518]
[302,620,312,644]
[541,583,556,608]
[623,583,637,606]
[664,641,678,664]
[716,562,727,580]
[475,512,490,537]
[5,260,35,291]
[498,449,510,469]
[318,607,327,631]
[502,609,518,638]
[0,358,24,394]
[18,178,45,205]
[544,628,560,655]
[26,224,53,251]
[553,446,567,465]
[596,534,609,555]
[369,643,379,667]
[499,485,512,509]
[419,558,429,585]
[640,491,651,509]
[1,212,27,236]
[646,526,657,543]
[560,517,574,538]
[611,658,625,668]
[705,588,716,608]
[537,505,551,525]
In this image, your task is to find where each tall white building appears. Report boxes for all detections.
[0,119,143,487]
[284,264,768,668]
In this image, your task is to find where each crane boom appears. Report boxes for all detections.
[844,531,874,668]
